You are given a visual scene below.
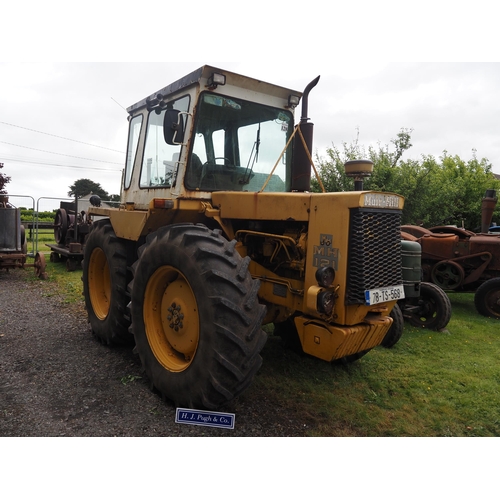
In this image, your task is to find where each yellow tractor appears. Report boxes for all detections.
[83,66,406,409]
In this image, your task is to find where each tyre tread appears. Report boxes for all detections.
[129,223,267,409]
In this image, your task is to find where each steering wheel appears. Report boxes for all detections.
[203,157,235,169]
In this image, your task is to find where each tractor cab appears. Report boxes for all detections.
[122,66,307,209]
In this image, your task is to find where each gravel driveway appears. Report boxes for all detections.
[0,269,309,437]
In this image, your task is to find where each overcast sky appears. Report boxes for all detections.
[2,1,499,213]
[1,61,499,211]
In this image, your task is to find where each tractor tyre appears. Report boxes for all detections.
[21,225,27,255]
[129,224,268,410]
[381,303,404,348]
[408,282,452,330]
[82,219,133,345]
[474,277,500,319]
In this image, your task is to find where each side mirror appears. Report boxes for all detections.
[163,109,185,145]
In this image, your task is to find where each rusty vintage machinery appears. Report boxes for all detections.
[47,200,93,271]
[402,189,500,318]
[0,195,47,278]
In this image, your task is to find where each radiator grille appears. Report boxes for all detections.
[346,208,403,304]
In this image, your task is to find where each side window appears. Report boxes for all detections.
[124,114,143,190]
[140,95,189,188]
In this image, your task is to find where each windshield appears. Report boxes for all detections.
[186,92,294,192]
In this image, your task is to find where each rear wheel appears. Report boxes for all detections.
[408,282,452,330]
[82,220,132,345]
[474,277,500,318]
[129,224,268,410]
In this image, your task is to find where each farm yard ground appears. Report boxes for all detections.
[0,268,310,437]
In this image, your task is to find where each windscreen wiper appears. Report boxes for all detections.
[240,123,260,185]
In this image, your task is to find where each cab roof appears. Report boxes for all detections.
[127,65,302,114]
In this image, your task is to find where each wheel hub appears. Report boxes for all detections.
[167,303,184,331]
[154,272,199,364]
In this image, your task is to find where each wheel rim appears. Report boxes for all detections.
[483,288,500,317]
[412,299,438,327]
[88,247,111,320]
[34,252,47,279]
[144,266,199,372]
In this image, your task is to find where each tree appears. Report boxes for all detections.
[108,194,121,203]
[68,179,109,199]
[314,130,500,230]
[312,128,414,193]
[0,162,11,194]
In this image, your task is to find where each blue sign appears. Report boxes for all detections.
[175,408,235,430]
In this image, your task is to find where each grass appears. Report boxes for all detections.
[20,255,500,436]
[25,228,57,256]
[25,253,84,305]
[255,293,500,436]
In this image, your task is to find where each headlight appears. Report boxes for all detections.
[315,266,335,288]
[317,290,335,316]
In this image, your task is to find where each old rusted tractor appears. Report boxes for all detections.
[392,239,452,336]
[47,200,93,271]
[0,195,47,278]
[402,189,500,318]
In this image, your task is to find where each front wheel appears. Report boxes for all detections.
[129,224,268,410]
[381,303,404,348]
[474,277,500,318]
[407,282,452,330]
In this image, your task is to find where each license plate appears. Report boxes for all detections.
[365,285,405,305]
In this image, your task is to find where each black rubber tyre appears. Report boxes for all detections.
[474,277,500,319]
[408,282,452,330]
[21,225,27,255]
[66,258,79,272]
[50,251,61,263]
[82,220,133,345]
[381,303,404,348]
[54,208,68,244]
[129,224,268,410]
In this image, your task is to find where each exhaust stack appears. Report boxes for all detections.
[481,189,497,233]
[291,76,320,192]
